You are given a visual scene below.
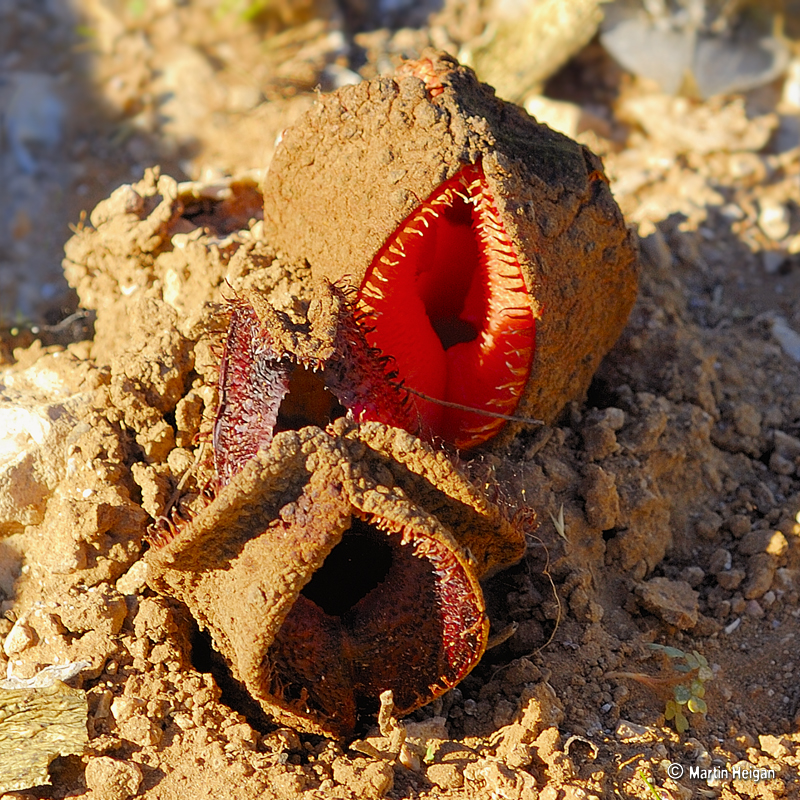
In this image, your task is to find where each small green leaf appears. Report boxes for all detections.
[691,679,706,697]
[650,644,685,659]
[698,666,714,682]
[688,696,707,715]
[684,653,701,670]
[674,664,692,673]
[665,700,677,720]
[424,741,437,764]
[693,651,709,668]
[674,685,691,704]
[675,711,689,733]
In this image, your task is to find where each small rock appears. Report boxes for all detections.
[717,568,745,591]
[332,757,393,800]
[426,763,464,790]
[759,734,790,759]
[504,658,542,687]
[774,568,800,593]
[110,696,142,724]
[680,566,705,588]
[116,560,149,595]
[732,403,761,438]
[758,199,791,241]
[724,617,741,634]
[117,715,162,747]
[738,529,777,556]
[636,578,699,630]
[753,481,775,514]
[765,530,788,557]
[744,599,764,618]
[616,720,653,741]
[773,430,800,460]
[639,229,673,271]
[84,757,142,800]
[708,548,732,573]
[769,451,795,475]
[582,423,619,460]
[770,316,800,362]
[726,514,751,538]
[695,512,723,539]
[743,553,776,599]
[581,464,620,530]
[3,618,35,656]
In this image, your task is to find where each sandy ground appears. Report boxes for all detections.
[2,2,800,799]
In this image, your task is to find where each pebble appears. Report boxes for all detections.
[110,696,142,724]
[769,451,795,476]
[717,569,745,591]
[738,529,779,556]
[770,316,800,362]
[680,566,705,588]
[724,617,741,634]
[745,599,764,618]
[426,763,464,790]
[615,719,653,741]
[709,548,732,573]
[3,618,35,656]
[773,430,800,460]
[726,514,751,538]
[743,553,776,599]
[639,228,673,271]
[115,560,149,596]
[759,734,790,759]
[581,464,620,530]
[758,199,791,241]
[636,577,699,630]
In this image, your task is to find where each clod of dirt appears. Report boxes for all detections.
[147,420,526,737]
[635,577,699,630]
[262,52,639,448]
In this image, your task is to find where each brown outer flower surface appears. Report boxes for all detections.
[262,52,639,447]
[146,423,525,737]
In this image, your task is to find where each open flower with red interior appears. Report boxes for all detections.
[146,422,525,737]
[262,52,639,450]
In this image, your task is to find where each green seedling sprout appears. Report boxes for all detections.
[638,769,667,800]
[215,0,273,22]
[651,645,712,733]
[608,645,713,733]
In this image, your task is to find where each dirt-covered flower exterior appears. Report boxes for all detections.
[146,421,525,737]
[146,278,526,737]
[262,52,639,449]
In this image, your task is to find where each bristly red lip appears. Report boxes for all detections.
[268,510,487,732]
[356,161,535,449]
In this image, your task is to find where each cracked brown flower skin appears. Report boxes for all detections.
[262,51,639,448]
[146,421,525,737]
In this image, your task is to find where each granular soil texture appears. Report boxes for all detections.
[2,7,800,800]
